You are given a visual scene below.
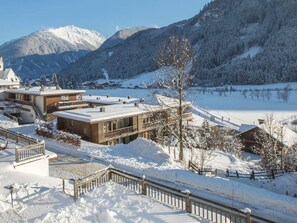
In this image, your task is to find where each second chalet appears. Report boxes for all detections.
[4,87,88,123]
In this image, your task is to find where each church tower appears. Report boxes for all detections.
[0,55,3,71]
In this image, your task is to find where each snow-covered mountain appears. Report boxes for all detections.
[0,26,106,79]
[60,0,297,86]
[100,26,149,50]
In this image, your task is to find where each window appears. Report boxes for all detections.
[70,120,74,127]
[104,122,112,133]
[61,95,69,101]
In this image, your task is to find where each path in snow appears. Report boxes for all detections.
[49,152,106,179]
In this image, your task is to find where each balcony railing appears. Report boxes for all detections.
[142,122,159,129]
[55,100,89,110]
[183,112,193,120]
[167,112,193,124]
[15,142,45,163]
[105,126,134,138]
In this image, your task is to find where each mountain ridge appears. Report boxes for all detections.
[60,0,297,86]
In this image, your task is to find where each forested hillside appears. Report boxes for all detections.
[60,0,297,86]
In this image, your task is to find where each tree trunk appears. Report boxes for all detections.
[178,69,183,161]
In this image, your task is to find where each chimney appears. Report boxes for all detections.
[134,103,139,107]
[100,107,105,112]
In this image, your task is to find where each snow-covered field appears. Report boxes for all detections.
[86,79,297,126]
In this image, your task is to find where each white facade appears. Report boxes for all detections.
[14,157,49,177]
[0,56,20,98]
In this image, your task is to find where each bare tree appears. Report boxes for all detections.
[156,36,193,161]
[253,114,285,171]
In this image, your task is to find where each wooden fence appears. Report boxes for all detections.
[15,142,45,163]
[225,169,288,180]
[188,161,218,176]
[72,168,274,223]
[188,161,288,180]
[0,127,38,145]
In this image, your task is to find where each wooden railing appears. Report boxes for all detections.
[74,168,110,198]
[56,100,88,110]
[188,161,217,176]
[105,126,134,138]
[0,110,19,122]
[0,127,38,145]
[73,168,274,223]
[15,141,45,162]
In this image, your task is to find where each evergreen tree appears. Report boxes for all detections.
[51,73,60,88]
[40,75,47,86]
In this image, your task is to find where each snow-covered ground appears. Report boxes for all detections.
[1,81,297,222]
[0,181,203,223]
[0,130,201,222]
[3,121,297,222]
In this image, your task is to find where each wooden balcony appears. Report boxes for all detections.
[55,100,89,110]
[183,112,193,120]
[167,112,193,124]
[142,122,160,129]
[105,126,134,138]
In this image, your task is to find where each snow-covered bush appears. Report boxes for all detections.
[35,120,53,138]
[54,130,81,146]
[35,120,81,146]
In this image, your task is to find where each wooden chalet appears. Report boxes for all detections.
[53,103,193,145]
[4,87,88,123]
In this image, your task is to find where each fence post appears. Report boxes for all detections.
[73,180,78,201]
[41,140,45,155]
[142,175,147,195]
[15,147,19,162]
[226,169,229,177]
[183,190,191,213]
[271,170,275,179]
[108,168,112,181]
[62,179,65,193]
[243,208,251,223]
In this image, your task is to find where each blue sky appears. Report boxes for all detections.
[0,0,210,45]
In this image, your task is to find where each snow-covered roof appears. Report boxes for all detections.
[53,103,161,124]
[5,87,85,96]
[0,69,20,83]
[260,123,297,148]
[239,124,258,133]
[156,94,191,108]
[83,95,139,105]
